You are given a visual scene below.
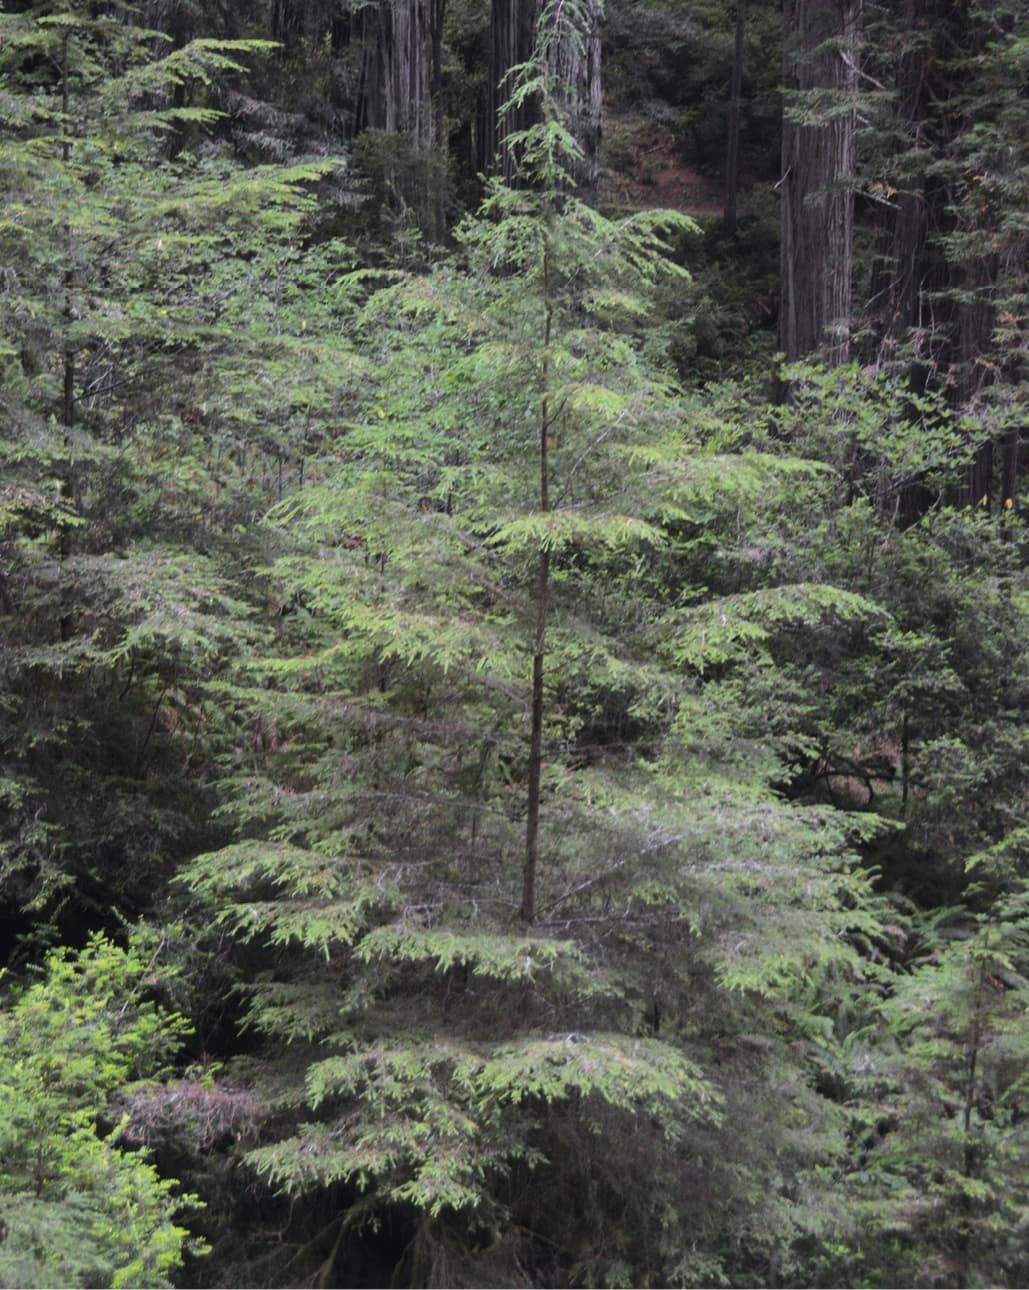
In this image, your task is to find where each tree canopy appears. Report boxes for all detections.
[0,1,1025,1287]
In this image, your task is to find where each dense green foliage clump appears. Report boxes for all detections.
[0,931,202,1287]
[0,1,1025,1287]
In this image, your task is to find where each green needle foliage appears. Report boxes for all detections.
[0,4,1022,1287]
[0,2,351,921]
[178,7,900,1283]
[0,929,204,1288]
[842,833,1029,1289]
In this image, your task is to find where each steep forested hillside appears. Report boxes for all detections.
[0,2,1026,1287]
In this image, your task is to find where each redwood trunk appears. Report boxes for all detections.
[779,0,860,364]
[361,0,437,142]
[489,0,602,187]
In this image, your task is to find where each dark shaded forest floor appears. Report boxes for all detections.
[600,118,724,217]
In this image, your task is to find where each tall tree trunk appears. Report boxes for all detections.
[1001,428,1020,515]
[543,0,602,188]
[490,0,540,180]
[361,0,435,141]
[724,1,745,234]
[270,0,304,44]
[522,244,554,924]
[430,0,447,234]
[862,0,1027,509]
[779,0,860,364]
[353,0,449,239]
[489,0,602,187]
[61,29,75,431]
[865,0,961,385]
[489,0,537,180]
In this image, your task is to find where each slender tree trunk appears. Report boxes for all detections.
[430,0,448,237]
[779,0,861,364]
[61,29,75,430]
[431,0,447,152]
[522,246,554,924]
[724,1,745,234]
[1000,428,1019,514]
[63,345,75,430]
[522,554,549,923]
[953,940,991,1290]
[900,712,910,814]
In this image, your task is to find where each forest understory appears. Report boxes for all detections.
[0,1,1026,1288]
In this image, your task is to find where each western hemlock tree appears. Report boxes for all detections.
[180,7,893,1284]
[0,3,349,922]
